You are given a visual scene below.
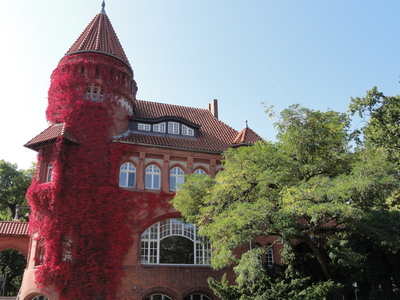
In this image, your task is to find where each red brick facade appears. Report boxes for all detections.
[15,3,277,300]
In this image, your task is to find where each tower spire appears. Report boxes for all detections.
[101,1,106,14]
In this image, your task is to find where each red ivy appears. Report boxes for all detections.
[27,53,173,300]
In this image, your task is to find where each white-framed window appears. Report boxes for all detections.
[46,163,53,182]
[119,162,136,188]
[168,122,180,134]
[182,125,194,136]
[138,123,151,131]
[184,294,211,300]
[145,164,161,189]
[194,169,207,176]
[153,122,166,133]
[170,167,185,191]
[145,295,172,300]
[141,218,211,265]
[32,296,49,300]
[266,246,274,267]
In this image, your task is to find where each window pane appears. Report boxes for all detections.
[160,236,194,264]
[184,295,211,300]
[128,173,135,187]
[119,172,127,186]
[153,174,160,189]
[145,174,152,188]
[170,176,176,191]
[194,169,206,176]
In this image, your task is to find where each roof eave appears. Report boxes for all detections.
[112,140,225,155]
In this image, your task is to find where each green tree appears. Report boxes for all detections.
[172,105,400,299]
[0,160,33,296]
[0,160,33,220]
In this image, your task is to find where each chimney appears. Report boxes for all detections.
[208,99,218,119]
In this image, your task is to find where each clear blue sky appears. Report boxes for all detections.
[1,0,400,170]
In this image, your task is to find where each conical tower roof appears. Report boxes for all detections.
[65,1,131,71]
[232,123,262,146]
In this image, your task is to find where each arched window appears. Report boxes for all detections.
[170,167,184,191]
[119,162,136,188]
[32,296,49,300]
[184,294,211,300]
[141,218,211,265]
[93,88,98,102]
[145,295,172,300]
[145,165,161,189]
[193,169,207,176]
[46,163,53,182]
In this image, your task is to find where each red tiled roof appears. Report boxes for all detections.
[233,127,262,145]
[0,221,29,236]
[65,7,130,69]
[117,100,240,153]
[24,123,79,151]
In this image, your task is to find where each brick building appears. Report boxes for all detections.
[7,2,280,300]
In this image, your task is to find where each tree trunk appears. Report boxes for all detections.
[304,235,332,280]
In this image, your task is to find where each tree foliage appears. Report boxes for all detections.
[0,160,34,220]
[172,104,400,299]
[0,160,33,296]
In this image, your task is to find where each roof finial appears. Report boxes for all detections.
[245,120,248,128]
[101,1,106,14]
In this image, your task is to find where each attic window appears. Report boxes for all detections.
[168,122,180,134]
[138,123,151,131]
[182,125,194,136]
[153,122,166,133]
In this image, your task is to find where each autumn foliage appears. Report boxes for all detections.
[27,53,171,300]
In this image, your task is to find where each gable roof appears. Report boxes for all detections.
[0,221,29,236]
[24,123,79,151]
[116,100,241,153]
[64,4,131,70]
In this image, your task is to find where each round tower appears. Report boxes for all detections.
[20,3,136,300]
[47,0,137,138]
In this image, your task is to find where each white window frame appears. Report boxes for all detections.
[184,294,211,300]
[266,247,274,267]
[46,163,53,182]
[145,295,172,300]
[145,164,161,189]
[194,169,207,176]
[141,218,211,265]
[153,122,166,133]
[170,167,185,191]
[182,125,194,136]
[119,162,136,188]
[168,122,180,134]
[138,123,151,131]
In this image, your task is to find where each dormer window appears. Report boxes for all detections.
[182,125,194,136]
[138,123,151,131]
[130,118,199,139]
[168,122,180,134]
[153,122,166,133]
